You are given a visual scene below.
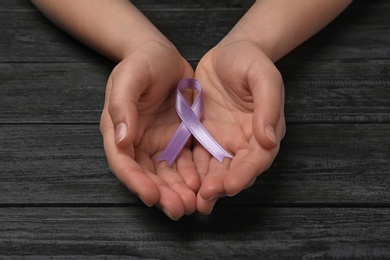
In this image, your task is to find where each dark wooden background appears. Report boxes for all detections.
[1,0,389,259]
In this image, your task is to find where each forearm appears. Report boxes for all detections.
[222,0,353,62]
[31,0,170,61]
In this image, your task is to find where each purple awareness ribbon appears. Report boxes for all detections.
[158,78,233,166]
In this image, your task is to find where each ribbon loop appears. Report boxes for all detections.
[159,78,232,166]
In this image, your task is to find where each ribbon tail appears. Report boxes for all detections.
[185,118,233,163]
[176,99,233,163]
[158,122,191,166]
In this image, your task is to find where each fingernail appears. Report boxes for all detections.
[204,208,214,216]
[115,123,127,144]
[205,195,216,201]
[140,197,153,207]
[162,207,179,221]
[265,125,277,145]
[227,192,239,197]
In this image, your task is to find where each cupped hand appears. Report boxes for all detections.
[193,40,286,214]
[100,41,199,220]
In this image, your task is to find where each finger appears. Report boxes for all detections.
[107,59,151,147]
[224,137,278,196]
[192,141,212,182]
[100,109,160,207]
[250,68,285,150]
[225,110,286,196]
[155,159,197,215]
[176,146,201,192]
[159,186,185,220]
[276,102,287,140]
[198,157,231,201]
[146,169,187,220]
[136,151,189,219]
[197,193,219,215]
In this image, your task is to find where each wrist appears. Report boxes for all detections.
[108,0,176,61]
[218,1,283,62]
[219,30,277,62]
[219,0,353,63]
[119,34,176,61]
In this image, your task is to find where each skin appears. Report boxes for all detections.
[32,0,198,220]
[32,0,353,219]
[193,41,286,214]
[193,0,353,214]
[100,42,199,220]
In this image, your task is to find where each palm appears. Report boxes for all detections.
[193,41,285,214]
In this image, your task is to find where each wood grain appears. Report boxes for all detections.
[1,60,389,123]
[0,207,389,259]
[0,0,256,11]
[1,1,389,62]
[1,124,389,205]
[1,0,389,258]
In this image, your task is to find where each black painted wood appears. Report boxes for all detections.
[0,207,389,259]
[1,61,389,123]
[0,0,256,10]
[1,0,389,258]
[1,1,390,62]
[1,124,389,205]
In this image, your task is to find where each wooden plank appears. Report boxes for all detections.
[279,59,390,123]
[0,207,389,258]
[282,0,390,61]
[0,124,128,204]
[3,0,390,11]
[0,0,256,11]
[1,1,388,258]
[1,1,389,62]
[0,0,35,11]
[1,61,389,124]
[0,63,110,124]
[1,124,389,204]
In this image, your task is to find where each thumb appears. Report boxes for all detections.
[105,65,145,148]
[251,69,284,150]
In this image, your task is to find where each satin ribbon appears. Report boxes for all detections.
[159,78,233,166]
